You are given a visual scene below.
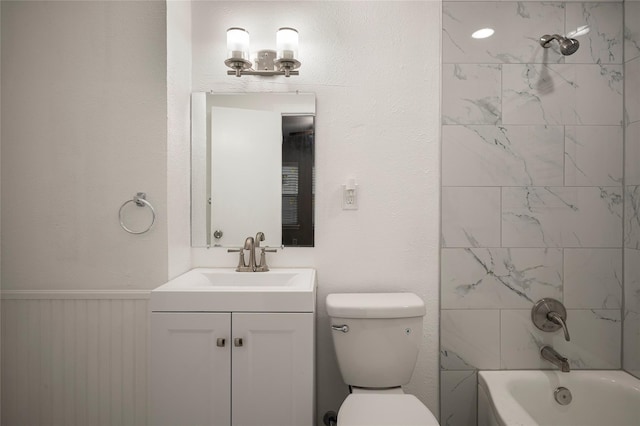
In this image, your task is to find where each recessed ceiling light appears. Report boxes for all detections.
[472,28,495,39]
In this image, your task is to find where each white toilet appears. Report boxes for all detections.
[326,292,439,426]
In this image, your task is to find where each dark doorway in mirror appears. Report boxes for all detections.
[282,116,314,247]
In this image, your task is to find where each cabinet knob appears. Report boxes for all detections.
[234,338,244,347]
[216,338,226,347]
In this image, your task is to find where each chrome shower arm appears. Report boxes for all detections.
[540,34,563,47]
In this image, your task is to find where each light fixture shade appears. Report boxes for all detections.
[276,27,298,60]
[227,27,250,60]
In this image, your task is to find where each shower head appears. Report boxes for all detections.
[540,34,580,56]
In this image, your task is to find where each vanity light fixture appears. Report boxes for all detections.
[225,27,301,77]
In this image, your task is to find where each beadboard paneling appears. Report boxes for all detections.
[1,292,150,426]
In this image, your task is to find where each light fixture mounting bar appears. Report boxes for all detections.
[226,70,300,77]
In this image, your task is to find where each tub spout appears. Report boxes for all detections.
[541,346,570,372]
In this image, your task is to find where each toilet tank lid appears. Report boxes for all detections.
[326,293,425,318]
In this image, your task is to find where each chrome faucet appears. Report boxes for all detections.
[228,232,277,272]
[245,236,257,271]
[541,346,571,372]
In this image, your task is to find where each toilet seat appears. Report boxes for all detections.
[337,394,439,426]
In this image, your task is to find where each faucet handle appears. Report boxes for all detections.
[255,247,278,272]
[548,311,571,341]
[228,248,250,271]
[532,298,570,341]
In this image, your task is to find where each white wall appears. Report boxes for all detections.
[188,1,441,419]
[2,1,441,423]
[1,1,169,291]
[167,0,193,279]
[1,2,168,423]
[0,0,3,415]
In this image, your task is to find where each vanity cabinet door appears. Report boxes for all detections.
[151,313,231,426]
[231,312,314,426]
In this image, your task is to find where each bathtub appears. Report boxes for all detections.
[478,370,640,426]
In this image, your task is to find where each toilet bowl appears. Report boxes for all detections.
[338,393,439,426]
[326,293,439,426]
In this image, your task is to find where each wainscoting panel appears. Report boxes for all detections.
[1,291,150,426]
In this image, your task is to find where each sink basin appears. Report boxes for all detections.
[150,268,316,312]
[199,271,300,287]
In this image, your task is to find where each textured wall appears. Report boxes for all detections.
[441,1,625,424]
[167,0,193,279]
[188,1,441,421]
[624,0,640,380]
[1,1,167,423]
[1,1,169,291]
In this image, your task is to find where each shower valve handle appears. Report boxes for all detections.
[531,298,570,341]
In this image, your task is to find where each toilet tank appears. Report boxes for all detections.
[326,293,426,388]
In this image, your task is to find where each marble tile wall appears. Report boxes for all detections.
[440,1,626,424]
[624,0,640,380]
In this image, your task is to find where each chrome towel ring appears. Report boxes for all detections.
[119,192,156,234]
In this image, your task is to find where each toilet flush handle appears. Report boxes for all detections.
[331,324,349,333]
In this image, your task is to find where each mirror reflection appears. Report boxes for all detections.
[191,92,316,248]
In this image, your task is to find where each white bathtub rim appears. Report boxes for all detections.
[478,370,640,426]
[478,371,537,426]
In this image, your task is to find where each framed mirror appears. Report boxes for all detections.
[191,92,316,248]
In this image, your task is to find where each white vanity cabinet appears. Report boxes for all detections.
[150,311,315,426]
